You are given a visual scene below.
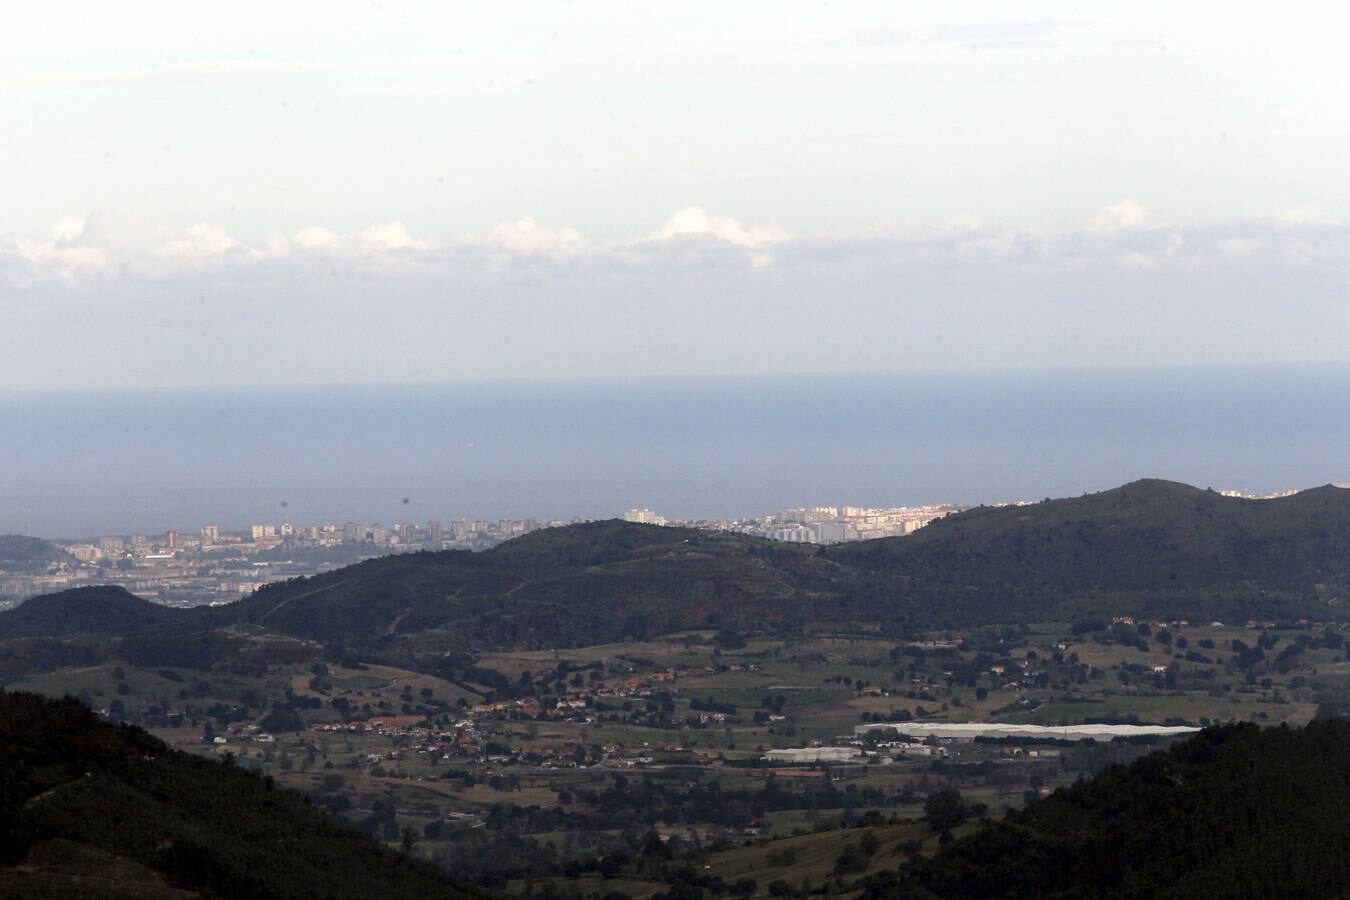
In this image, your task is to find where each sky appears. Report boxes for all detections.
[2,1,1349,389]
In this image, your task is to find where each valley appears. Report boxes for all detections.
[6,618,1341,894]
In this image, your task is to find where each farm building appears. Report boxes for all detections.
[764,747,859,764]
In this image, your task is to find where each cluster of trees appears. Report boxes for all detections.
[558,774,903,828]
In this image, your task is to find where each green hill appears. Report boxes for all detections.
[0,689,475,899]
[220,522,832,648]
[0,586,175,638]
[0,535,73,573]
[829,478,1350,624]
[864,718,1350,899]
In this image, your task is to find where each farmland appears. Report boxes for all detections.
[6,613,1341,895]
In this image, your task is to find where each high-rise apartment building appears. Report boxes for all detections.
[622,507,667,526]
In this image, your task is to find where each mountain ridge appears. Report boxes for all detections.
[3,480,1348,662]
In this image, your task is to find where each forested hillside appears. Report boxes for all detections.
[0,689,475,899]
[0,585,179,638]
[864,718,1350,899]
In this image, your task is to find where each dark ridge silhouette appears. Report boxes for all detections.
[0,689,477,899]
[0,585,173,637]
[3,481,1348,656]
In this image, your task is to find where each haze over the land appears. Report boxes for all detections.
[4,2,1350,389]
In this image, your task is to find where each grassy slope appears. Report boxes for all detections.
[703,819,973,889]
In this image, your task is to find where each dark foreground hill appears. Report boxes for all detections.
[2,481,1348,661]
[863,718,1350,899]
[0,689,474,899]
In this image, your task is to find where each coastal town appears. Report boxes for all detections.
[0,502,961,607]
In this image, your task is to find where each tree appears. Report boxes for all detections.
[924,787,967,831]
[832,843,869,876]
[260,703,303,733]
[714,629,747,650]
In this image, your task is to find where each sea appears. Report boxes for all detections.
[2,365,1348,538]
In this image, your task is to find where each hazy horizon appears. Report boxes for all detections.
[3,364,1347,538]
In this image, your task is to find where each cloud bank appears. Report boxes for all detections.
[2,201,1348,389]
[9,201,1347,284]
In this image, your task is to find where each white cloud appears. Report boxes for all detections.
[486,217,587,257]
[360,221,425,251]
[10,215,247,280]
[480,209,785,267]
[164,223,239,258]
[652,206,787,248]
[4,207,1350,389]
[1089,199,1149,233]
[294,226,339,249]
[13,235,110,280]
[51,216,87,242]
[6,207,1350,292]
